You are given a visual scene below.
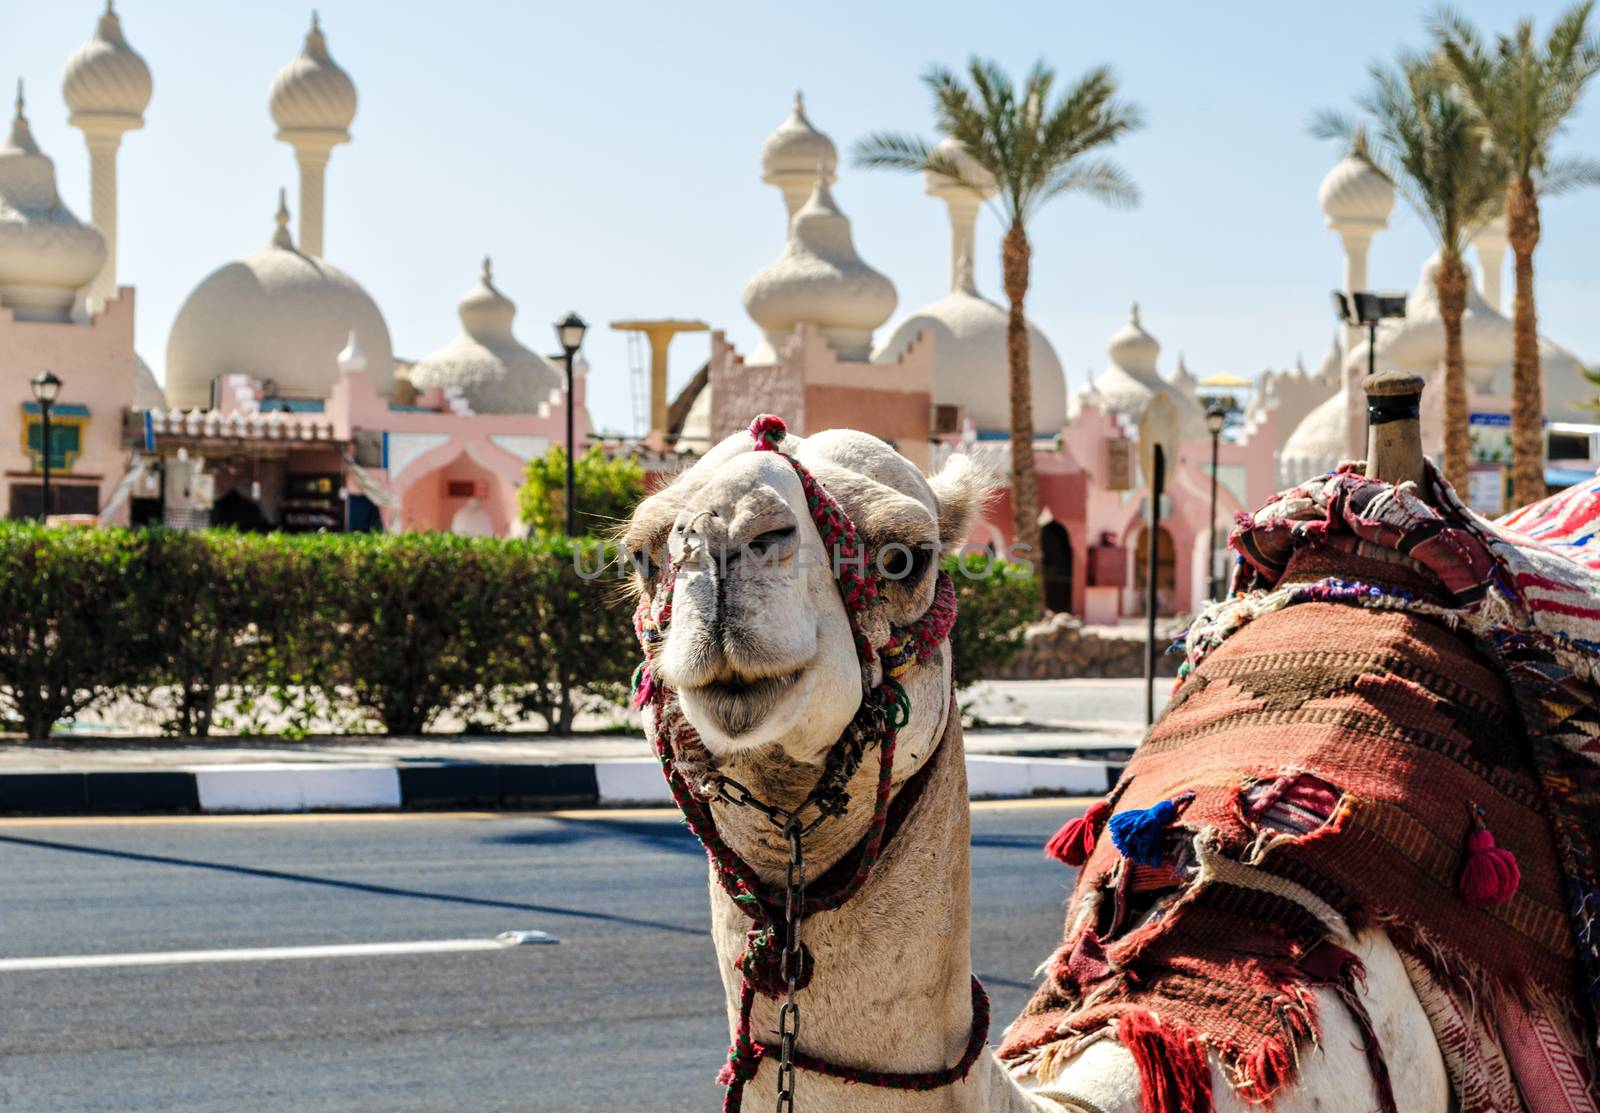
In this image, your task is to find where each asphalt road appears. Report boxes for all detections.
[0,804,1081,1113]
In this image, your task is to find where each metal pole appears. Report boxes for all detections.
[39,403,52,522]
[1207,428,1220,601]
[1367,319,1378,381]
[1145,445,1164,727]
[564,352,576,537]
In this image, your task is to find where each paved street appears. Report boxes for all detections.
[0,803,1082,1112]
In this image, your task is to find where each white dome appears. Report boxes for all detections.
[743,179,896,360]
[1376,253,1514,379]
[269,13,356,137]
[761,92,837,183]
[408,258,562,414]
[925,136,996,199]
[0,85,106,322]
[1083,304,1206,438]
[133,353,165,410]
[1319,151,1394,229]
[165,193,393,408]
[62,3,152,124]
[1315,330,1342,384]
[1279,391,1348,488]
[874,290,1065,434]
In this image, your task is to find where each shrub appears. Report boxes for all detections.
[519,445,647,538]
[945,553,1036,691]
[0,523,148,739]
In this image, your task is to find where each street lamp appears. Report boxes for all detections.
[1331,291,1407,382]
[553,312,588,536]
[30,370,61,521]
[1204,403,1227,601]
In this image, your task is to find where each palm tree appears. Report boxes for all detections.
[1312,56,1506,493]
[854,58,1143,568]
[1433,2,1600,508]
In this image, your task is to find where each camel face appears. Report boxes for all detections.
[624,426,989,766]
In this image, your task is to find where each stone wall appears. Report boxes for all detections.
[989,613,1188,680]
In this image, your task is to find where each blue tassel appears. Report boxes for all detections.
[1108,792,1194,867]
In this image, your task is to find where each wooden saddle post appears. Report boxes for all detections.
[1364,370,1428,497]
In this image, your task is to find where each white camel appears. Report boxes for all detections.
[623,423,1449,1112]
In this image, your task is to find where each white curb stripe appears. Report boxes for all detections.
[192,764,401,813]
[0,938,519,972]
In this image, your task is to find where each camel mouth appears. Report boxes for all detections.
[682,667,806,738]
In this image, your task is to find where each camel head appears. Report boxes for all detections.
[623,424,990,774]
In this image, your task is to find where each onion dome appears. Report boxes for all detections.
[874,291,1065,434]
[0,82,106,322]
[1375,252,1513,381]
[1318,146,1394,231]
[62,2,152,128]
[742,178,897,361]
[269,12,357,139]
[165,190,393,408]
[1086,304,1205,438]
[761,92,837,187]
[1279,391,1348,488]
[924,136,996,200]
[408,257,562,414]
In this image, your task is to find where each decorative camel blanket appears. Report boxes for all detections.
[999,464,1600,1113]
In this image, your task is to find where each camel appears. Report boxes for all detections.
[620,412,1475,1113]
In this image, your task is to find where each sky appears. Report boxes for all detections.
[7,0,1599,436]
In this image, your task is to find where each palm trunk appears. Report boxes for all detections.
[1506,175,1544,509]
[1436,251,1471,494]
[1001,221,1041,579]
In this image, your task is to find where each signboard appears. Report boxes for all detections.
[1468,465,1506,516]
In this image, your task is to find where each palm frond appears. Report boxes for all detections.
[851,132,938,174]
[1537,152,1600,194]
[1034,158,1141,213]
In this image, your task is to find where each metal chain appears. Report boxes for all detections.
[711,778,818,1111]
[776,818,805,1113]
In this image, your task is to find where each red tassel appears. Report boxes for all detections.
[1117,1011,1214,1113]
[1045,800,1112,866]
[1459,804,1520,906]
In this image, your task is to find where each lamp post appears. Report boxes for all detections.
[1204,403,1227,601]
[1331,290,1408,383]
[31,371,62,521]
[553,312,588,537]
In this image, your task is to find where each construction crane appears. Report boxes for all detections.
[609,319,709,445]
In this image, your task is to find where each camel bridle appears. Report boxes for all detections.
[631,415,986,1112]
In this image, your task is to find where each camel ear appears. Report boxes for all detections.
[927,454,997,552]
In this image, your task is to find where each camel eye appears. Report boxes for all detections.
[748,526,795,554]
[879,543,930,583]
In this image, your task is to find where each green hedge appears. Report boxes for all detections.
[0,524,1031,740]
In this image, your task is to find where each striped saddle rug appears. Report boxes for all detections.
[999,464,1600,1113]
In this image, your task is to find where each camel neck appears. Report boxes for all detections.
[706,712,991,1110]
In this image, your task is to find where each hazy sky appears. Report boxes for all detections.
[8,1,1599,435]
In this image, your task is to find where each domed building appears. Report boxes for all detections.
[408,258,562,414]
[760,92,837,218]
[742,178,897,362]
[873,136,1067,436]
[166,191,395,408]
[0,6,589,535]
[0,81,138,518]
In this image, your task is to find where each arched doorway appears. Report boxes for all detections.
[211,487,269,532]
[1133,524,1176,614]
[1040,520,1073,614]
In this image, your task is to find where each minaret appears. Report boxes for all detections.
[1473,215,1508,311]
[62,1,152,313]
[269,12,357,258]
[759,92,837,219]
[1318,140,1395,355]
[923,136,996,294]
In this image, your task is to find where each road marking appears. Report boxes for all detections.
[0,796,1094,829]
[0,935,556,972]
